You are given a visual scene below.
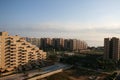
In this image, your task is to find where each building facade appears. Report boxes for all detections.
[64,39,70,50]
[25,37,88,51]
[40,38,52,50]
[64,39,88,51]
[104,37,120,60]
[0,32,46,71]
[69,39,77,51]
[52,38,64,50]
[24,37,41,48]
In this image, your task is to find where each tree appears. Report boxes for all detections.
[48,54,58,62]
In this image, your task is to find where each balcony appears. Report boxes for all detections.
[10,63,16,66]
[37,53,41,55]
[10,54,16,56]
[19,38,24,41]
[10,47,16,50]
[5,46,10,50]
[36,50,39,53]
[16,40,21,42]
[21,55,26,58]
[18,60,22,62]
[21,53,26,56]
[5,52,10,55]
[19,47,24,49]
[18,54,22,57]
[27,46,31,48]
[5,48,10,51]
[22,43,26,45]
[10,53,16,55]
[31,48,35,50]
[10,51,16,54]
[5,56,10,59]
[18,57,26,60]
[28,56,32,58]
[5,59,10,62]
[5,37,10,40]
[37,55,41,57]
[10,59,16,62]
[5,59,10,63]
[5,55,10,59]
[5,43,10,46]
[10,46,16,49]
[5,63,10,66]
[21,58,26,61]
[10,50,16,53]
[28,57,35,60]
[20,50,27,53]
[18,49,22,52]
[10,57,16,59]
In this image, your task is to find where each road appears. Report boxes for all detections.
[0,63,71,80]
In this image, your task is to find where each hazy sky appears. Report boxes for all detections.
[1,0,120,46]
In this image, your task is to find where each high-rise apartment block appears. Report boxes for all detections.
[0,32,46,71]
[64,39,88,51]
[24,37,41,48]
[40,38,52,50]
[104,37,120,60]
[25,37,88,51]
[52,38,64,50]
[64,39,70,50]
[69,39,77,51]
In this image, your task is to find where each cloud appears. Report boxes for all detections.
[3,18,120,33]
[1,20,120,47]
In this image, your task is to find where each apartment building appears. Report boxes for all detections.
[104,37,120,60]
[25,37,88,51]
[64,39,88,51]
[24,37,41,48]
[40,38,52,50]
[64,39,70,50]
[69,39,77,51]
[0,32,46,71]
[52,38,64,50]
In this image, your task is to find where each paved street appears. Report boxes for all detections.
[0,63,71,80]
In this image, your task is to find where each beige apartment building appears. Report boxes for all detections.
[64,39,88,51]
[104,37,120,60]
[0,32,46,71]
[24,37,41,48]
